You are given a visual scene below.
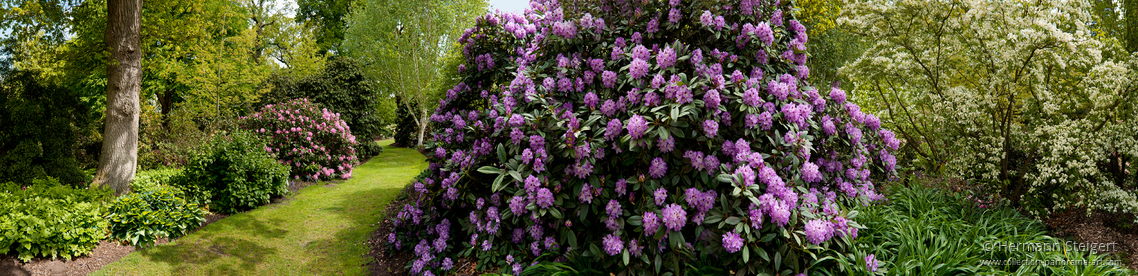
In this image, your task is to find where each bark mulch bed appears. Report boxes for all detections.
[1045,209,1138,271]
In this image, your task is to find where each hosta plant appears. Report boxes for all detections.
[0,178,111,262]
[107,185,206,248]
[389,0,900,275]
[241,98,360,181]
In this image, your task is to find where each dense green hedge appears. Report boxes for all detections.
[0,178,111,262]
[260,56,384,159]
[107,185,205,248]
[0,70,99,186]
[171,131,290,214]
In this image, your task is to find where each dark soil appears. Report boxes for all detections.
[0,213,229,275]
[1045,209,1138,271]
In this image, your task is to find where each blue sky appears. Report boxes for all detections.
[486,0,529,14]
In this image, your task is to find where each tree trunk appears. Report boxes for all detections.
[159,83,173,130]
[95,0,142,195]
[416,107,428,147]
[1127,0,1138,53]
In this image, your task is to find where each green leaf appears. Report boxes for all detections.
[725,216,741,225]
[492,174,507,192]
[477,166,502,175]
[743,245,750,263]
[497,144,507,164]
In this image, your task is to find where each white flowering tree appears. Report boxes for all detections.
[839,0,1138,219]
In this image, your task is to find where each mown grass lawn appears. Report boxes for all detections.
[94,139,426,276]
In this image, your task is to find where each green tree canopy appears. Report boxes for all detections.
[343,0,485,147]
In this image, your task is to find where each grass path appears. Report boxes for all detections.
[94,140,426,276]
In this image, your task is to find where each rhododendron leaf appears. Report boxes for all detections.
[508,170,523,182]
[743,245,750,263]
[549,208,562,219]
[725,216,741,225]
[717,173,734,184]
[589,243,602,258]
[491,174,506,193]
[566,229,578,248]
[497,144,506,164]
[654,254,662,273]
[478,166,502,176]
[760,233,776,243]
[623,250,630,265]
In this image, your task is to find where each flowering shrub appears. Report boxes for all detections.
[390,0,899,275]
[241,98,360,181]
[839,0,1138,221]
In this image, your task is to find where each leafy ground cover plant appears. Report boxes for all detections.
[130,168,182,194]
[241,98,360,181]
[849,181,1133,275]
[170,131,290,214]
[0,177,111,262]
[106,185,205,248]
[388,0,901,275]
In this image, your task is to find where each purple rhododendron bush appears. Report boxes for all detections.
[389,0,900,275]
[240,98,361,181]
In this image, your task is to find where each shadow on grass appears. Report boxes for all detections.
[135,216,288,274]
[302,184,407,274]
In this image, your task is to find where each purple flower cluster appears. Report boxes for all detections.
[782,103,812,130]
[722,231,744,253]
[654,188,668,206]
[642,211,660,234]
[661,204,687,231]
[702,120,719,137]
[627,115,649,139]
[657,46,677,68]
[801,162,823,183]
[605,119,623,140]
[402,1,903,274]
[603,233,623,256]
[649,157,668,178]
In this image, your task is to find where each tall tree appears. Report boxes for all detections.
[96,0,143,195]
[296,0,352,54]
[343,0,484,147]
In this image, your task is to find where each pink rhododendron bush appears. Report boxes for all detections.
[389,0,900,275]
[240,98,360,181]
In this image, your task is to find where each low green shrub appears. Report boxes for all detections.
[130,168,182,194]
[170,131,290,214]
[0,177,111,262]
[843,181,1133,275]
[107,185,205,248]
